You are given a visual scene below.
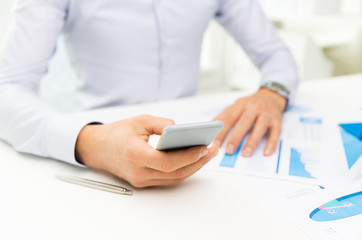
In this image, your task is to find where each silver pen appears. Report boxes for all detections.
[56,175,133,196]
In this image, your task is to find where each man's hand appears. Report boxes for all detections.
[75,115,219,188]
[213,88,287,157]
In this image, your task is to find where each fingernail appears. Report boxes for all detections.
[226,144,235,154]
[199,148,208,158]
[242,147,253,157]
[211,149,219,158]
[213,140,221,148]
[264,148,272,156]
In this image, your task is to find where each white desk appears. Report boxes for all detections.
[1,75,361,240]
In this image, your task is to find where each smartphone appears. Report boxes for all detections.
[156,121,224,151]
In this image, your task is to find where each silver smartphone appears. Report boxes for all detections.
[156,121,224,151]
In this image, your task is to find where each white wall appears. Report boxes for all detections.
[199,21,334,94]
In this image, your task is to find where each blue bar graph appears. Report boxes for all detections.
[276,140,282,174]
[289,148,313,178]
[300,117,322,124]
[219,140,244,168]
[285,105,310,113]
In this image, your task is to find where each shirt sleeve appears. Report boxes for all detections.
[0,0,93,166]
[215,0,299,99]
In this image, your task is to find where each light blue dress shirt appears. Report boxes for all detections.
[0,0,298,165]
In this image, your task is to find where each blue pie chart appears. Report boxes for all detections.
[310,191,362,222]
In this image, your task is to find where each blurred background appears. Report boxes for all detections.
[1,0,361,107]
[199,0,362,93]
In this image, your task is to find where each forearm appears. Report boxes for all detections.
[0,0,94,165]
[0,83,91,165]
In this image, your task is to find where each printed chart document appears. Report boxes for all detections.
[241,176,362,240]
[207,105,362,240]
[207,106,350,187]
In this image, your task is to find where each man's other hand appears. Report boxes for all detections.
[213,88,287,157]
[75,115,219,188]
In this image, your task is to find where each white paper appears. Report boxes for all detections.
[242,176,362,240]
[205,105,362,240]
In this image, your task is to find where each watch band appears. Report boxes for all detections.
[261,82,290,99]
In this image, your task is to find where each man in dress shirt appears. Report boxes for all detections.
[0,0,298,187]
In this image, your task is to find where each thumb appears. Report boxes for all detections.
[139,115,175,135]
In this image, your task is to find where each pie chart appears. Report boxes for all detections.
[310,191,362,222]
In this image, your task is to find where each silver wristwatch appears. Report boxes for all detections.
[260,82,290,110]
[261,82,290,99]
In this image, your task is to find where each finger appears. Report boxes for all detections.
[129,176,187,188]
[144,145,209,172]
[139,115,175,135]
[213,106,243,148]
[225,112,257,154]
[136,179,186,188]
[241,116,270,157]
[264,120,282,156]
[146,147,219,180]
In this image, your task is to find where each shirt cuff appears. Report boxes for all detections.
[43,115,99,167]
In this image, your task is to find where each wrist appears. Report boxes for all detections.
[258,88,287,112]
[75,123,104,167]
[260,82,290,111]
